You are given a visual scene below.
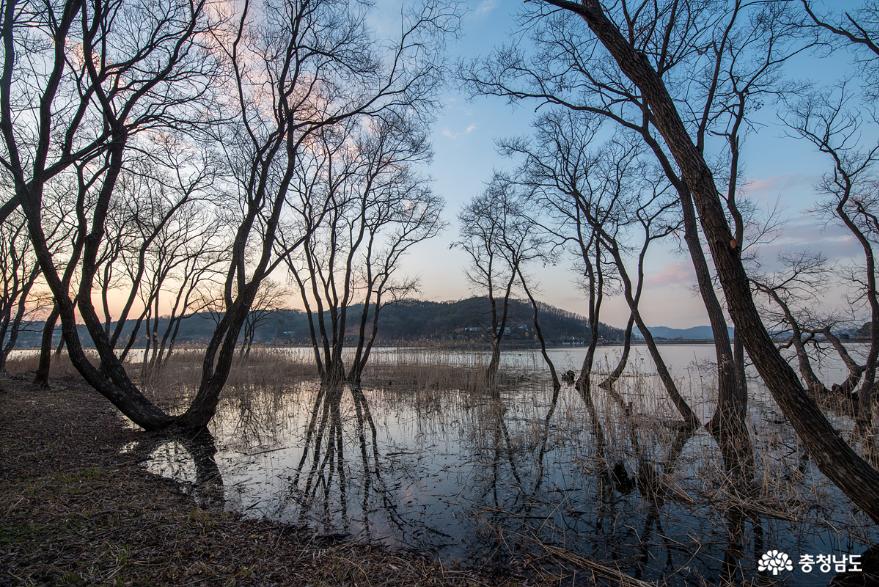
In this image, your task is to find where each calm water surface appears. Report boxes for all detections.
[140,344,877,585]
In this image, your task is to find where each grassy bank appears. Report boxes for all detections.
[0,373,495,586]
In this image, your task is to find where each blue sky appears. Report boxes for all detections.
[368,0,870,328]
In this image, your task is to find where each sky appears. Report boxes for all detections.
[83,0,868,330]
[353,0,870,329]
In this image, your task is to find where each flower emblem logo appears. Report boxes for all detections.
[758,550,793,575]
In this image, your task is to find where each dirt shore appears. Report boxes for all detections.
[0,373,499,586]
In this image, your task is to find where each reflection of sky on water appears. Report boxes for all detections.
[143,345,876,586]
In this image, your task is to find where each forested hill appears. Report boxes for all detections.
[17,297,622,349]
[351,298,622,345]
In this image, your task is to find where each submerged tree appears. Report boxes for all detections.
[459,0,816,486]
[751,253,862,400]
[781,86,879,428]
[527,0,879,521]
[456,176,549,389]
[282,116,444,385]
[503,113,697,425]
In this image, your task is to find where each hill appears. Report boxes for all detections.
[357,298,621,345]
[13,297,623,349]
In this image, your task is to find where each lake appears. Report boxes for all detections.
[135,344,876,585]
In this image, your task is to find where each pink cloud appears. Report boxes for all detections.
[644,261,696,288]
[740,174,810,197]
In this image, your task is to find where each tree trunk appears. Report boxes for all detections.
[486,273,516,390]
[324,355,347,387]
[599,235,647,390]
[635,108,750,473]
[561,0,879,522]
[176,276,273,429]
[577,239,602,390]
[34,304,60,386]
[821,328,864,397]
[733,335,747,406]
[487,337,502,389]
[676,187,743,436]
[599,312,633,389]
[758,285,828,394]
[588,231,699,426]
[517,268,560,389]
[621,270,699,427]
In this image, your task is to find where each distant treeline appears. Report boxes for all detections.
[14,297,624,349]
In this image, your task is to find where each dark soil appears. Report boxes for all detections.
[0,373,500,586]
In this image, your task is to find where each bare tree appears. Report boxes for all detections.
[463,0,821,491]
[139,206,227,377]
[69,147,222,367]
[456,176,544,389]
[0,213,40,370]
[1,0,452,430]
[2,0,223,426]
[33,181,85,386]
[501,112,698,425]
[282,115,444,385]
[531,0,879,521]
[751,254,842,397]
[593,171,701,428]
[238,280,288,361]
[499,183,561,390]
[502,117,611,390]
[781,86,879,427]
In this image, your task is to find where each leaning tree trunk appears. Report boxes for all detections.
[671,185,753,482]
[599,312,633,390]
[627,80,753,483]
[636,109,751,476]
[632,292,699,427]
[759,285,828,394]
[177,291,258,429]
[563,0,879,522]
[822,328,865,396]
[610,245,699,428]
[677,187,744,435]
[19,197,174,429]
[517,268,560,389]
[733,335,747,405]
[599,239,648,391]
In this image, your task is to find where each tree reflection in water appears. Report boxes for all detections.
[141,380,878,584]
[132,429,224,510]
[288,384,423,541]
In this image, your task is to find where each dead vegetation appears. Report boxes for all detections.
[4,350,877,585]
[5,347,530,402]
[0,373,503,586]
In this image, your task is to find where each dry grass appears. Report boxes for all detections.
[0,373,510,587]
[4,347,528,405]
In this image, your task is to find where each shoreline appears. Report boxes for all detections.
[0,373,498,586]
